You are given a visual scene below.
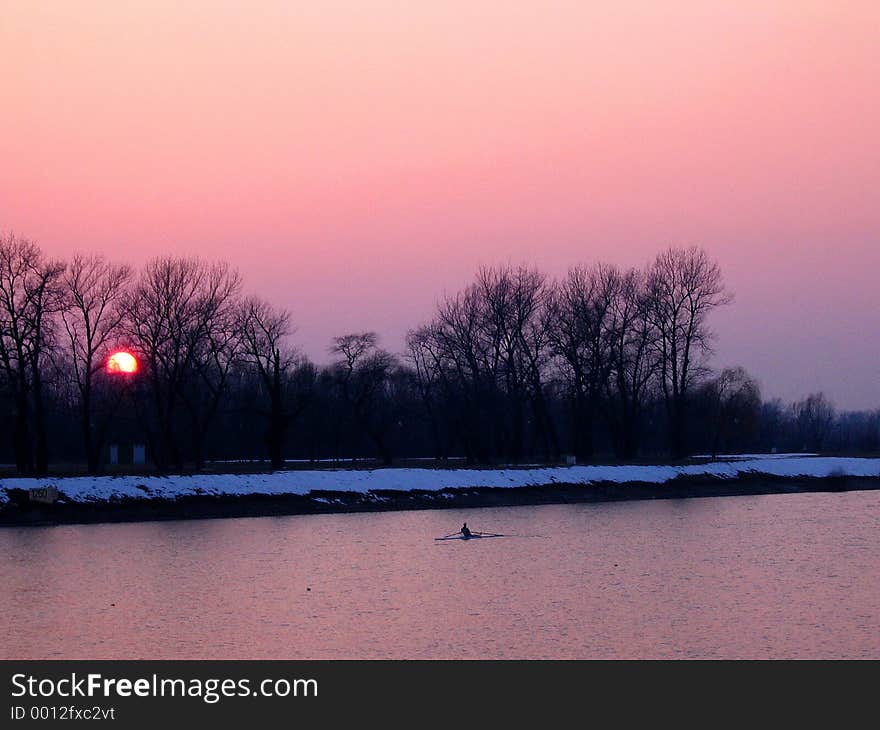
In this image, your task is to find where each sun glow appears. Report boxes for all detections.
[106,351,138,374]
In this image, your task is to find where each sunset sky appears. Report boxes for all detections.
[2,1,878,408]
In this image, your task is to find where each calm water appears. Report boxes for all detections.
[2,491,879,659]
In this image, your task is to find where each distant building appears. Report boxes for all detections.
[105,442,147,466]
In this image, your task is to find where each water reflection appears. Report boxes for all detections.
[2,491,879,658]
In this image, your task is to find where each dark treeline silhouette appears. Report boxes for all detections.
[1,232,877,474]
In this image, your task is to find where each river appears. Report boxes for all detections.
[2,490,879,659]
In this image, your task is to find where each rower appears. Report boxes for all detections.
[461,522,471,537]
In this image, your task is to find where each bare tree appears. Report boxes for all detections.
[409,265,556,463]
[238,296,296,469]
[123,257,241,470]
[330,332,398,465]
[60,255,132,472]
[702,366,761,457]
[547,264,617,461]
[475,266,551,462]
[647,247,732,458]
[405,325,448,460]
[831,409,880,453]
[433,285,494,462]
[179,264,242,469]
[758,398,787,452]
[792,392,835,452]
[0,233,65,473]
[605,267,659,458]
[509,267,559,461]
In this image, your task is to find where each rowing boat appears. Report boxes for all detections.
[434,532,504,541]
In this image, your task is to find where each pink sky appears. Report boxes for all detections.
[2,1,878,408]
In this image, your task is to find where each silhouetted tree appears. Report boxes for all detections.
[238,296,296,469]
[605,268,658,458]
[406,325,449,460]
[547,264,617,461]
[123,257,241,470]
[647,247,732,458]
[5,230,872,471]
[330,332,398,465]
[60,255,132,472]
[701,367,762,457]
[0,234,65,473]
[476,266,550,462]
[793,392,835,452]
[180,265,242,469]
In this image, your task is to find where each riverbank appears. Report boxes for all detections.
[2,455,879,527]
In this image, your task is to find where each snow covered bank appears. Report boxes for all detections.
[689,453,818,461]
[2,456,879,505]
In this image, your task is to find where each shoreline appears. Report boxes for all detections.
[2,473,879,528]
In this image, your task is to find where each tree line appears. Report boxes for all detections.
[1,232,877,475]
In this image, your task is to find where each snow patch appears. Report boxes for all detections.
[1,456,878,505]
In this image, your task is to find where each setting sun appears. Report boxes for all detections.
[106,350,138,374]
